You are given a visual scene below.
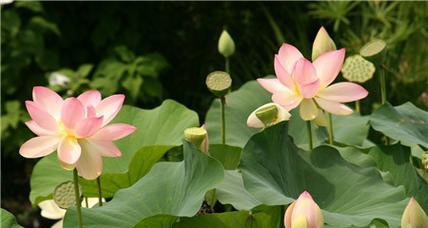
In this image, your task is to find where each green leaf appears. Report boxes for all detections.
[76,64,94,78]
[209,144,242,170]
[63,141,224,227]
[369,144,428,211]
[239,123,408,227]
[173,206,282,228]
[334,146,376,168]
[1,208,23,228]
[332,113,370,146]
[28,16,60,36]
[370,102,428,148]
[360,39,386,57]
[29,100,199,204]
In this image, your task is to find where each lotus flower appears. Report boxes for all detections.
[19,87,136,179]
[257,33,368,121]
[247,103,291,128]
[284,191,324,228]
[401,197,428,228]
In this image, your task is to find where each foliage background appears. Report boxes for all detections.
[1,1,427,227]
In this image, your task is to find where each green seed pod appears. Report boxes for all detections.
[53,181,81,209]
[218,30,235,58]
[184,127,208,153]
[255,104,279,127]
[360,39,386,57]
[206,71,232,97]
[341,55,376,83]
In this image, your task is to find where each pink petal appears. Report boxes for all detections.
[277,43,304,74]
[272,93,303,110]
[61,98,85,129]
[19,136,59,158]
[25,101,58,132]
[299,99,318,121]
[313,49,345,88]
[300,80,320,99]
[57,137,81,164]
[75,117,104,138]
[90,124,136,141]
[96,94,125,126]
[25,120,55,136]
[257,78,289,94]
[292,59,320,98]
[86,106,97,118]
[76,142,103,180]
[274,55,294,90]
[314,97,353,116]
[284,201,296,228]
[32,86,63,119]
[82,139,121,157]
[77,90,101,108]
[292,191,324,228]
[317,82,368,102]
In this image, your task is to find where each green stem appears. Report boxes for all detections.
[220,96,226,144]
[327,113,334,145]
[210,188,217,210]
[84,197,88,208]
[355,100,361,113]
[306,121,313,150]
[225,57,230,74]
[73,169,83,228]
[96,177,103,206]
[380,64,387,104]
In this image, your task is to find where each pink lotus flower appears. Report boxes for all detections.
[19,87,136,179]
[258,41,368,121]
[284,191,324,228]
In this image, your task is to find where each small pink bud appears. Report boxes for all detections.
[284,191,324,228]
[401,197,428,228]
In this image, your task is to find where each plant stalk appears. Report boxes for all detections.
[380,64,387,104]
[225,57,230,74]
[327,113,334,145]
[73,169,83,228]
[96,176,103,206]
[355,100,360,113]
[220,96,226,144]
[306,121,313,150]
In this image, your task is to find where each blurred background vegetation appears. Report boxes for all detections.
[1,1,427,227]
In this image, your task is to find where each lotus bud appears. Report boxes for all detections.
[312,27,336,61]
[401,197,428,228]
[284,191,324,228]
[218,30,235,58]
[184,127,208,153]
[206,71,232,97]
[247,103,291,128]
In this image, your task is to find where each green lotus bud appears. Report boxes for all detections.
[312,27,336,61]
[401,197,428,228]
[206,71,232,97]
[184,127,208,153]
[53,181,81,209]
[218,30,235,58]
[247,103,291,128]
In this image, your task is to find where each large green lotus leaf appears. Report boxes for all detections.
[209,144,242,170]
[1,209,23,228]
[29,100,199,205]
[332,113,370,146]
[215,170,261,210]
[334,146,376,168]
[239,123,408,227]
[370,102,428,148]
[173,206,282,228]
[63,142,224,228]
[135,215,177,228]
[369,144,428,212]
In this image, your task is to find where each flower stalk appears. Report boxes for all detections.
[220,96,226,144]
[306,121,313,150]
[73,169,83,228]
[327,113,334,145]
[96,177,103,206]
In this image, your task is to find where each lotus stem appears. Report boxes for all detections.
[327,113,334,145]
[84,197,88,208]
[306,121,313,150]
[225,57,230,74]
[220,96,226,144]
[380,64,387,104]
[73,169,83,228]
[355,100,360,113]
[96,176,103,206]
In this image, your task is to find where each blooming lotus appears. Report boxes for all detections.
[257,43,368,121]
[19,87,136,179]
[284,191,324,228]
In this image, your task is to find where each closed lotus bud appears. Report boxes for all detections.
[184,127,208,154]
[312,27,336,61]
[247,103,291,128]
[401,197,428,228]
[284,191,324,228]
[218,30,235,58]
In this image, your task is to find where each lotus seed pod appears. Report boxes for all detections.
[206,71,232,97]
[184,127,208,153]
[53,181,81,209]
[247,103,291,128]
[401,197,428,228]
[341,55,376,83]
[218,30,235,58]
[360,39,386,57]
[312,26,337,61]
